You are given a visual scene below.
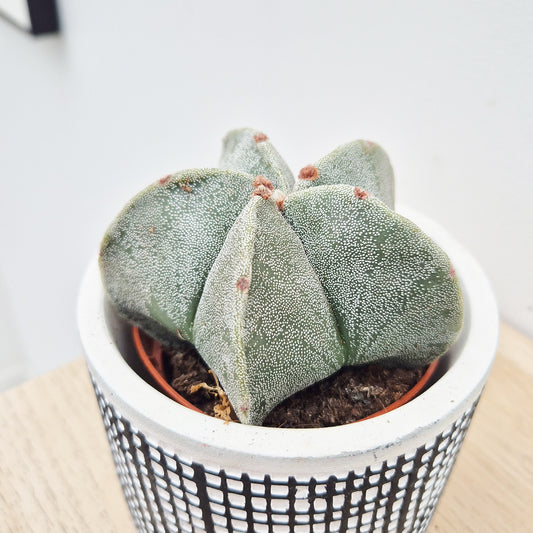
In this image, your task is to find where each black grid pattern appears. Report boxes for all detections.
[92,377,477,533]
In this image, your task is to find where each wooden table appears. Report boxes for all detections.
[1,323,532,532]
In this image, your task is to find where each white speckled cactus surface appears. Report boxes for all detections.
[100,128,464,425]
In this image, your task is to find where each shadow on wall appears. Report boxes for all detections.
[0,273,27,391]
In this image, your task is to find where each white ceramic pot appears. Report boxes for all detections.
[78,208,498,533]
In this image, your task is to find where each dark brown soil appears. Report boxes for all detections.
[157,340,426,428]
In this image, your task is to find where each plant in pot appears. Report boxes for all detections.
[78,128,498,533]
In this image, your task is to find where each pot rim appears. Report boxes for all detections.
[78,206,499,466]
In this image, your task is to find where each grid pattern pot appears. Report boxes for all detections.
[79,208,498,533]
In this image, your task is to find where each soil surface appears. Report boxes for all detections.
[154,337,426,428]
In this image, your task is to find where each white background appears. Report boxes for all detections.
[0,1,532,384]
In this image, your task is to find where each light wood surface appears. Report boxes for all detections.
[0,322,531,532]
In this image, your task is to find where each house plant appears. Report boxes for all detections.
[78,129,498,532]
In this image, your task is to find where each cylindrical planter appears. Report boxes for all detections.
[78,208,498,533]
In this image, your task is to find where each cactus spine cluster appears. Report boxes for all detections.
[100,128,464,425]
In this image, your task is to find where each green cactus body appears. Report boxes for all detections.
[100,130,464,425]
[296,140,395,208]
[193,195,344,425]
[220,128,295,192]
[99,169,255,345]
[283,185,463,367]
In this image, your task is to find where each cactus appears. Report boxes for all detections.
[100,128,463,425]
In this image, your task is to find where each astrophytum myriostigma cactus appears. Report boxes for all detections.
[100,128,463,425]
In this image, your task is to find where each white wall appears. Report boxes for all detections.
[0,0,532,381]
